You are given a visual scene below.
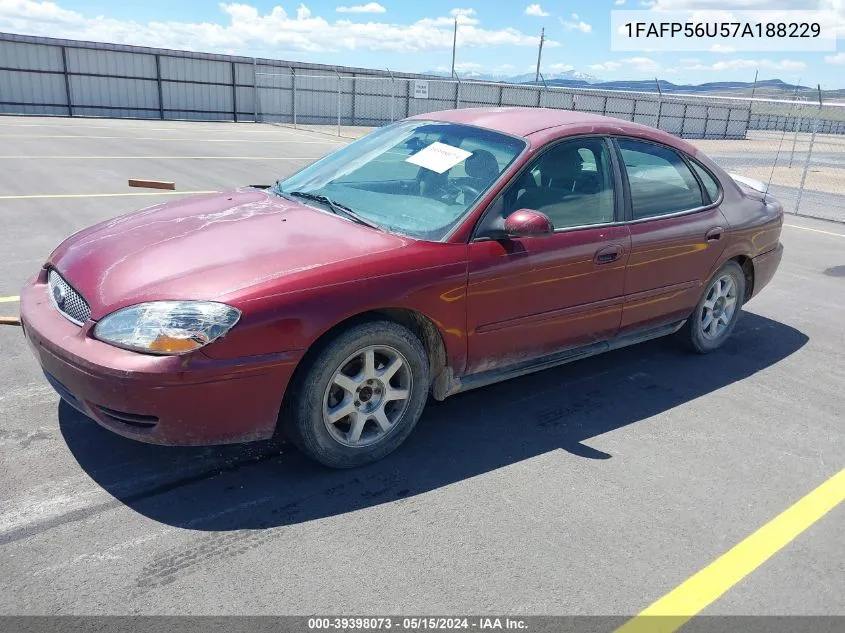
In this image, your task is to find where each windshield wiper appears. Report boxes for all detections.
[285,191,382,231]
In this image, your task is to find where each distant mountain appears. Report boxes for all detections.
[423,73,845,101]
[531,78,812,96]
[426,69,600,84]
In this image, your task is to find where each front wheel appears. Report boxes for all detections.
[677,261,746,354]
[284,321,430,468]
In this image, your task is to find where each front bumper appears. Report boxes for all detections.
[20,273,302,446]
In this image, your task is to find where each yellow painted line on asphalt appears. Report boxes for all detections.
[0,295,20,303]
[615,467,845,633]
[0,134,342,144]
[784,223,845,238]
[0,191,218,200]
[0,156,312,160]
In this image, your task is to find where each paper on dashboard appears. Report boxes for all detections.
[405,142,473,174]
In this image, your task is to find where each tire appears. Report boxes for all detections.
[284,320,430,469]
[677,260,746,354]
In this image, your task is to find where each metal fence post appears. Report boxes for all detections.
[336,72,342,137]
[60,46,73,117]
[455,79,461,110]
[155,54,164,120]
[655,97,663,131]
[231,61,238,122]
[789,110,802,168]
[252,57,258,122]
[350,72,356,127]
[795,112,819,215]
[388,69,395,122]
[291,67,297,128]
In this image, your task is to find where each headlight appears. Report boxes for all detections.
[93,301,241,355]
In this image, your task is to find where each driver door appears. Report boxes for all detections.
[465,137,631,374]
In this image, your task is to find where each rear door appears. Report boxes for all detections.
[613,137,728,334]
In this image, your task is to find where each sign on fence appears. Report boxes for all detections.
[413,80,429,99]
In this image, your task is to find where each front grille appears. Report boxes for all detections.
[47,269,91,325]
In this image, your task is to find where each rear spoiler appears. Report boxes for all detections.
[729,173,768,194]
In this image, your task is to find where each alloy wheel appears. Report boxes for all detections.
[322,345,413,447]
[699,274,738,340]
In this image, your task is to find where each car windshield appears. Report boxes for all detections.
[274,120,526,241]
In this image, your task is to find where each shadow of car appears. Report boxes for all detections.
[58,311,807,530]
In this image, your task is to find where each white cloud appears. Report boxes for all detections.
[524,3,549,16]
[710,44,735,53]
[590,57,660,73]
[825,52,845,65]
[571,13,579,19]
[0,0,558,55]
[649,0,812,8]
[335,2,386,13]
[614,0,626,5]
[434,61,519,75]
[560,17,592,33]
[590,61,621,71]
[547,62,575,72]
[684,58,806,72]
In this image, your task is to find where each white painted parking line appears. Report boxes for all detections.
[0,191,216,200]
[0,134,343,144]
[0,156,315,160]
[784,223,845,238]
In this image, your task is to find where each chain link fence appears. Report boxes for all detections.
[2,32,844,223]
[256,73,755,139]
[253,72,845,223]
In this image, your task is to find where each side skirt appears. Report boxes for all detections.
[451,320,686,396]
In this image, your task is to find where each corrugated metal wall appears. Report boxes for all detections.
[0,31,762,139]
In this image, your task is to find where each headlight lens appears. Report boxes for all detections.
[93,301,241,355]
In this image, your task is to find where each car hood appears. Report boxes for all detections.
[48,189,411,319]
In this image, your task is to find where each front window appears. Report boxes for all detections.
[274,120,526,241]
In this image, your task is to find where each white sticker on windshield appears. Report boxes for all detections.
[405,142,472,174]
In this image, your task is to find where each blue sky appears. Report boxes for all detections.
[1,0,843,87]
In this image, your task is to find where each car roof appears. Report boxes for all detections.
[410,106,701,155]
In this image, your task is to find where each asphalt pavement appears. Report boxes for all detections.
[0,117,842,618]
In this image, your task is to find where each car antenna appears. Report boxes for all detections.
[764,77,803,204]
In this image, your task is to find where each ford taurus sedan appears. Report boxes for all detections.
[20,108,784,468]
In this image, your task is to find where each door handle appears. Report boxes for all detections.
[594,244,623,265]
[705,227,724,242]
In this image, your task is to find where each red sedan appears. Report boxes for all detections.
[20,108,784,468]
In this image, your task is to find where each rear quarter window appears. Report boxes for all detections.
[689,160,721,203]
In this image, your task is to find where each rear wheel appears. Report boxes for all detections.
[678,261,746,354]
[284,321,430,468]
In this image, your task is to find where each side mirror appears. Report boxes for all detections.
[503,209,554,238]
